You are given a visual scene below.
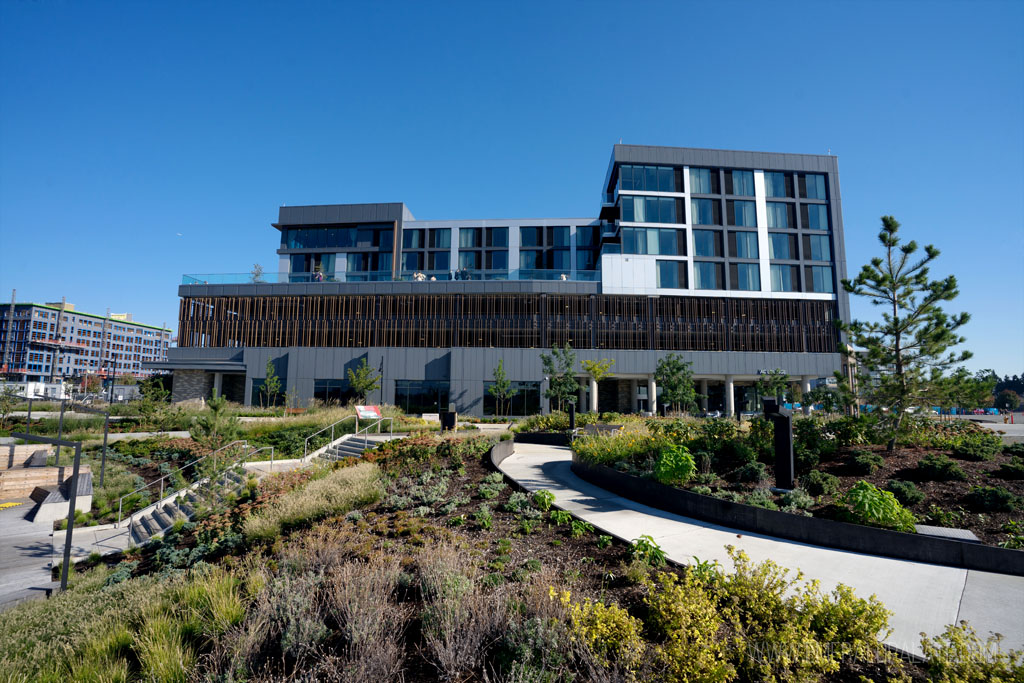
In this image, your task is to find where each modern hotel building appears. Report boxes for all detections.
[154,144,851,416]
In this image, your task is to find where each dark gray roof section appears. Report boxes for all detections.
[179,280,601,298]
[275,203,408,227]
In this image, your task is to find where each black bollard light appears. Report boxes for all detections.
[763,397,795,490]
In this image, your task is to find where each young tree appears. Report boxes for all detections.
[190,389,240,450]
[755,369,789,403]
[346,358,381,403]
[81,374,101,393]
[843,216,971,451]
[0,384,19,429]
[250,263,265,283]
[995,390,1022,412]
[260,360,282,408]
[654,353,701,415]
[487,359,518,417]
[540,344,580,412]
[581,358,615,384]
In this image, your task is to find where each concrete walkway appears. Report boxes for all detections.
[500,443,1024,656]
[0,501,57,610]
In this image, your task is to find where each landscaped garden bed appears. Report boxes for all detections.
[9,432,1017,681]
[572,415,1024,549]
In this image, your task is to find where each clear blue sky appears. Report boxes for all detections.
[1,1,1021,376]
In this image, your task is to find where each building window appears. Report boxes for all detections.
[486,227,508,247]
[459,228,481,248]
[770,264,800,292]
[690,198,720,225]
[689,167,719,194]
[693,230,722,257]
[805,234,831,261]
[485,250,508,270]
[622,228,686,256]
[729,231,758,259]
[800,173,827,199]
[620,164,677,192]
[727,200,757,227]
[769,233,796,259]
[519,250,540,269]
[520,227,542,247]
[694,261,724,289]
[428,251,450,271]
[725,170,755,196]
[656,260,687,289]
[802,204,829,230]
[766,202,793,228]
[806,265,834,293]
[764,171,792,198]
[313,379,352,404]
[429,228,450,249]
[395,380,450,414]
[458,251,481,269]
[576,249,598,270]
[483,380,541,416]
[548,248,571,270]
[402,252,423,272]
[402,229,424,249]
[621,196,679,224]
[547,226,569,247]
[576,225,598,247]
[730,263,761,291]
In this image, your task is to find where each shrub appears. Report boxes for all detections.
[781,488,814,510]
[653,444,695,486]
[532,489,555,511]
[475,505,494,530]
[951,433,1003,461]
[917,454,967,481]
[794,417,838,459]
[921,621,1024,682]
[629,535,666,567]
[793,444,820,473]
[801,470,840,497]
[733,461,768,483]
[690,485,712,496]
[1003,442,1024,457]
[502,491,529,513]
[992,456,1024,480]
[569,520,594,539]
[711,439,756,474]
[572,431,663,467]
[596,534,612,549]
[745,488,779,510]
[712,490,744,503]
[965,486,1020,512]
[551,588,645,672]
[885,479,924,507]
[843,481,917,532]
[851,451,885,474]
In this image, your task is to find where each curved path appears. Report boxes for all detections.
[499,443,1024,657]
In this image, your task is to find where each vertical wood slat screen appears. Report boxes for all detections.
[177,294,839,353]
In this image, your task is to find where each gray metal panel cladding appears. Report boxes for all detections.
[277,202,406,226]
[612,144,839,174]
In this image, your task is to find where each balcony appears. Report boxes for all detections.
[183,269,602,285]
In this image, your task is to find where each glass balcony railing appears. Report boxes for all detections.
[182,269,602,285]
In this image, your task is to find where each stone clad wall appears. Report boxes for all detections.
[172,370,213,403]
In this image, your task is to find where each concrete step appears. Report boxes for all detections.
[140,515,162,539]
[131,524,150,545]
[151,508,174,530]
[163,503,187,521]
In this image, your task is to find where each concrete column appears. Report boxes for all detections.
[589,377,598,413]
[725,375,735,417]
[802,375,814,415]
[647,375,657,416]
[700,379,709,411]
[213,372,223,398]
[630,379,639,413]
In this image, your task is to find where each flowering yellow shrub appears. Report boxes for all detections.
[550,587,645,673]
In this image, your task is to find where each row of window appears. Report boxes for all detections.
[631,196,830,230]
[633,166,829,200]
[403,226,600,251]
[283,223,394,250]
[656,261,834,293]
[312,378,544,416]
[624,228,831,261]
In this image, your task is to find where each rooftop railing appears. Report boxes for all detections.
[182,270,602,285]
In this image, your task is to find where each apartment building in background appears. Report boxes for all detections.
[152,144,851,416]
[0,301,172,383]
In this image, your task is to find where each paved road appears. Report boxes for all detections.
[500,443,1024,657]
[0,501,56,610]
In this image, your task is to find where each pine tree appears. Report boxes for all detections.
[842,216,970,451]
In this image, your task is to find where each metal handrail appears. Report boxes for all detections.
[303,415,358,460]
[116,439,249,527]
[245,446,275,473]
[353,417,394,452]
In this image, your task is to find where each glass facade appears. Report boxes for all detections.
[803,204,829,230]
[486,227,508,247]
[485,250,508,270]
[621,196,679,223]
[483,380,541,416]
[728,200,757,227]
[770,264,799,292]
[622,228,686,255]
[403,229,424,249]
[693,230,722,257]
[690,198,720,225]
[395,380,450,414]
[283,223,393,249]
[428,251,450,271]
[402,252,423,271]
[806,234,830,261]
[727,170,755,196]
[808,265,834,293]
[656,260,687,289]
[764,172,791,198]
[313,379,351,404]
[620,164,677,192]
[766,202,791,228]
[520,226,542,247]
[576,226,598,246]
[731,231,758,259]
[429,229,450,249]
[459,251,481,269]
[769,233,794,259]
[689,167,718,194]
[694,261,723,289]
[731,263,761,291]
[459,228,481,248]
[547,226,569,246]
[802,173,827,199]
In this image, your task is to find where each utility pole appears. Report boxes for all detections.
[49,297,66,388]
[100,307,110,393]
[2,289,14,379]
